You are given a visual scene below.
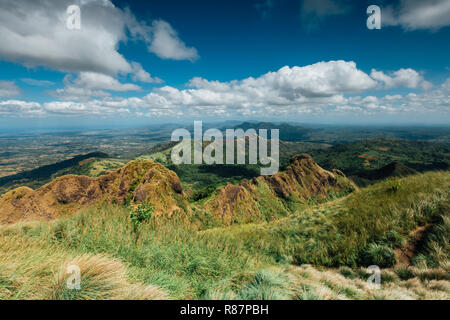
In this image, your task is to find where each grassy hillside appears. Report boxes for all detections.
[0,171,448,300]
[310,138,450,185]
[205,172,449,268]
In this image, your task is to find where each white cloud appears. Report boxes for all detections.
[441,78,450,91]
[0,100,43,116]
[370,68,433,89]
[51,86,111,101]
[70,72,141,92]
[131,62,163,84]
[0,63,447,120]
[383,0,450,31]
[21,78,55,87]
[0,0,129,75]
[0,0,197,77]
[43,100,130,116]
[51,72,141,101]
[148,20,199,61]
[130,60,377,115]
[0,81,21,98]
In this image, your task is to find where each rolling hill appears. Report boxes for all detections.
[309,138,450,185]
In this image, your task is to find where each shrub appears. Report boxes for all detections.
[130,202,153,228]
[386,179,402,193]
[379,231,404,248]
[358,243,396,268]
[237,269,292,300]
[190,186,216,202]
[339,266,355,279]
[395,266,415,280]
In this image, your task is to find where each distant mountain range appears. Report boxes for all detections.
[0,152,110,195]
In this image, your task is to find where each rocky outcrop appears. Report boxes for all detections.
[0,160,187,224]
[202,154,356,225]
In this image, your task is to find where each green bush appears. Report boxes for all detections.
[130,202,153,227]
[395,266,415,280]
[358,243,396,268]
[386,179,402,193]
[237,270,292,300]
[379,231,404,248]
[339,266,355,279]
[190,186,216,202]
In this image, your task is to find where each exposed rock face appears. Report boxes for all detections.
[202,154,356,225]
[0,160,186,224]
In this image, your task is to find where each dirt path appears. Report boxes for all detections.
[395,224,429,266]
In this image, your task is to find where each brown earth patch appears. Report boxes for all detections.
[359,153,379,160]
[395,224,430,266]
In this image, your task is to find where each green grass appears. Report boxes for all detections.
[203,171,449,268]
[1,205,271,299]
[0,171,448,300]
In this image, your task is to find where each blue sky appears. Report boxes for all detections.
[0,0,449,129]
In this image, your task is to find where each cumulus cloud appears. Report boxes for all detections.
[0,81,21,98]
[69,72,141,92]
[0,100,43,116]
[121,60,378,117]
[186,60,376,100]
[116,60,376,117]
[346,78,450,115]
[0,0,197,78]
[148,20,199,61]
[383,0,450,31]
[0,62,447,119]
[131,62,164,84]
[370,68,433,90]
[51,72,141,101]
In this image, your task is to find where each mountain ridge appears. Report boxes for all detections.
[0,154,354,226]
